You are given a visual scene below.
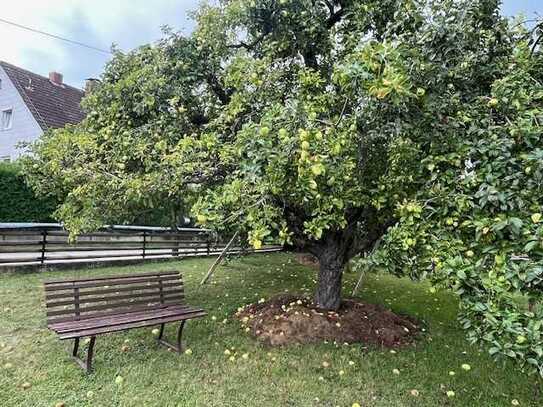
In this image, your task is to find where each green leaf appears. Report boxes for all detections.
[524,241,538,253]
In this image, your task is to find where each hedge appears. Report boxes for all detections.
[0,162,58,222]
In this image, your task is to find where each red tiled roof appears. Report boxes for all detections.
[0,61,85,130]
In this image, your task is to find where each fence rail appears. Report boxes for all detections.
[0,224,281,268]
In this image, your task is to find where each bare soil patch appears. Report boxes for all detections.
[236,294,420,348]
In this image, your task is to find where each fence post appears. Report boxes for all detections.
[142,231,147,259]
[40,230,47,266]
[206,235,211,256]
[173,233,179,257]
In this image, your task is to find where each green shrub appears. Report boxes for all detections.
[0,162,58,222]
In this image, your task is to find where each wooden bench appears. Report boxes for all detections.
[44,271,206,373]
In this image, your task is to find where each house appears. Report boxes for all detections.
[0,61,86,161]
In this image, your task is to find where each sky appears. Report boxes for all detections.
[0,0,541,89]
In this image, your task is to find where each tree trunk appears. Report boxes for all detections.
[315,254,344,310]
[313,234,346,311]
[306,212,391,311]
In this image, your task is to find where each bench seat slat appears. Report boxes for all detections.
[47,303,182,324]
[49,305,203,333]
[46,296,183,317]
[57,310,207,340]
[49,305,192,330]
[49,305,194,331]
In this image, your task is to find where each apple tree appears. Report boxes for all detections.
[23,0,527,317]
[370,34,543,375]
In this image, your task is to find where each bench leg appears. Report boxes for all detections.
[71,336,96,373]
[72,337,79,357]
[157,321,186,354]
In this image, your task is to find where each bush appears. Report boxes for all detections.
[0,162,58,222]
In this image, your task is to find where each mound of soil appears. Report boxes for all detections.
[236,294,420,348]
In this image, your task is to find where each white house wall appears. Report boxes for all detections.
[0,65,43,161]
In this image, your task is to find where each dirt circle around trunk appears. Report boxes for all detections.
[236,294,421,348]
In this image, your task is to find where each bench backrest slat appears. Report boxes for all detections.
[46,289,185,308]
[44,271,185,325]
[44,270,179,285]
[44,274,181,291]
[45,282,181,300]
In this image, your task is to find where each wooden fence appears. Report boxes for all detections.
[0,224,281,268]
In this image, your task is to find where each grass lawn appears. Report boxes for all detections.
[0,252,541,406]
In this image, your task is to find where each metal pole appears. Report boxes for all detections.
[40,230,47,266]
[142,231,147,259]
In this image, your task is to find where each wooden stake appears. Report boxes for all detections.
[199,230,240,287]
[351,237,382,296]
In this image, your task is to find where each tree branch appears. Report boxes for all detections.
[335,98,349,126]
[322,0,335,15]
[342,207,395,261]
[205,73,231,105]
[531,32,543,57]
[326,6,345,29]
[227,33,268,50]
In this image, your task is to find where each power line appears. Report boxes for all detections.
[0,17,113,55]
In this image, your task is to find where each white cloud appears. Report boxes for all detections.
[0,0,199,87]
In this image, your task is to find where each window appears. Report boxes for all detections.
[1,109,12,130]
